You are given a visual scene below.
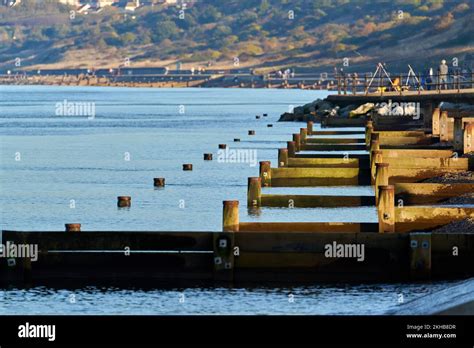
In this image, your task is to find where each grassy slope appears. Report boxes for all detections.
[1,0,473,72]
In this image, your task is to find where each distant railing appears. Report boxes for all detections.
[335,72,474,96]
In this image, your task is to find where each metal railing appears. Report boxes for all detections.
[336,72,474,95]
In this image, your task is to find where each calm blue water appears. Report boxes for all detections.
[0,86,451,314]
[0,86,376,231]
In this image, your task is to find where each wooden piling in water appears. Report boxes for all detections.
[65,223,81,232]
[223,200,239,232]
[219,144,227,149]
[278,148,288,167]
[366,121,373,148]
[247,177,262,207]
[378,185,395,233]
[287,141,296,158]
[307,121,313,134]
[153,178,165,187]
[183,164,193,171]
[293,134,301,152]
[371,150,383,184]
[248,130,255,135]
[260,161,272,187]
[204,153,213,160]
[300,128,307,144]
[375,163,390,204]
[117,196,131,208]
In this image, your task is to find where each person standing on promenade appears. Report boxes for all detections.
[438,59,449,89]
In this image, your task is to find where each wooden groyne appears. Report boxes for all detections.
[2,94,474,286]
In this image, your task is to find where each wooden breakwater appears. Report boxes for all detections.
[2,95,474,286]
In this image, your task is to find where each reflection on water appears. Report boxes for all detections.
[0,281,455,315]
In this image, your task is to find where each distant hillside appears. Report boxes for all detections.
[1,0,473,73]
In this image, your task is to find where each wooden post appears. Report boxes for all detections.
[247,177,261,207]
[300,128,307,144]
[432,107,440,136]
[287,141,296,157]
[375,163,389,204]
[307,121,313,134]
[154,178,165,187]
[371,132,380,143]
[464,123,473,154]
[369,140,380,163]
[337,75,341,95]
[453,114,463,152]
[183,164,193,171]
[117,196,131,208]
[366,122,373,148]
[440,111,449,142]
[222,200,239,232]
[378,185,395,233]
[65,223,81,232]
[352,75,356,95]
[293,134,301,152]
[371,150,383,185]
[204,153,213,160]
[259,161,272,187]
[278,148,288,167]
[410,233,431,279]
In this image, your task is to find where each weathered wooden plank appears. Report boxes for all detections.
[380,149,454,158]
[305,138,365,144]
[395,207,474,232]
[375,131,426,137]
[287,157,360,168]
[396,207,474,222]
[0,253,214,283]
[301,144,367,151]
[270,167,370,186]
[234,232,406,252]
[385,157,471,170]
[379,136,435,146]
[238,222,378,233]
[381,144,453,150]
[272,167,360,179]
[261,194,375,207]
[234,232,408,274]
[295,153,369,161]
[310,130,364,135]
[1,231,213,251]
